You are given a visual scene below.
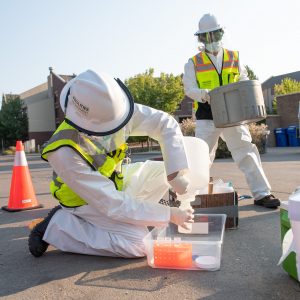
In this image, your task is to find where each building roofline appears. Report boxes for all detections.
[51,71,67,83]
[262,70,300,89]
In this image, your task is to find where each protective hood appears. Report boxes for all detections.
[60,70,134,136]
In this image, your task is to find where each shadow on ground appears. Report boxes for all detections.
[1,206,300,299]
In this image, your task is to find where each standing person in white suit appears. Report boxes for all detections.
[183,13,280,208]
[28,69,193,258]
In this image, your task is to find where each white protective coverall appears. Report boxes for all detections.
[183,48,271,200]
[43,103,188,257]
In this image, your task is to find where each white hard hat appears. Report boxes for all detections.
[195,13,222,35]
[60,70,134,136]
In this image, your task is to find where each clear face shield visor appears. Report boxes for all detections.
[197,29,224,44]
[197,29,224,53]
[77,128,128,154]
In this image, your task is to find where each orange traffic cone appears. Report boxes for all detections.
[2,141,43,212]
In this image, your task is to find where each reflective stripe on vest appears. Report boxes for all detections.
[191,49,240,116]
[41,120,127,207]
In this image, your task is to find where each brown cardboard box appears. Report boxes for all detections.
[190,192,238,229]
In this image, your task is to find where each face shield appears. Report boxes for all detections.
[77,127,128,154]
[197,29,224,53]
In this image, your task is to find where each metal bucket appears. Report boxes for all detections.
[210,80,266,128]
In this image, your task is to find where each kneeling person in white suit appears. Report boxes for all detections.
[28,70,193,258]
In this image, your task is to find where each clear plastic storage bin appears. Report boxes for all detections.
[143,214,226,271]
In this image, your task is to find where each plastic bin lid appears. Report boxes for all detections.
[195,256,219,270]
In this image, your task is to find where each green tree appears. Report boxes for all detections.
[245,65,258,80]
[274,77,300,95]
[125,68,184,114]
[0,97,28,147]
[273,77,300,113]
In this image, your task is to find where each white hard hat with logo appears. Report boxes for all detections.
[60,70,134,136]
[195,13,222,35]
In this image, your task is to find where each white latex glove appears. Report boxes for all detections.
[168,174,190,195]
[201,89,211,104]
[170,207,194,230]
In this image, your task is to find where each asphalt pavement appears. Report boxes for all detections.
[0,147,300,300]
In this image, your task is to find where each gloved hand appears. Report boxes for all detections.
[201,89,211,104]
[168,172,190,195]
[170,207,194,229]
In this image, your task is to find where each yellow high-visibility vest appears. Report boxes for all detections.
[192,49,240,114]
[41,120,127,207]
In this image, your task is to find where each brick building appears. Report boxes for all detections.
[19,68,74,149]
[262,71,300,113]
[266,92,300,146]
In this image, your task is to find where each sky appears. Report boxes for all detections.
[1,0,300,97]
